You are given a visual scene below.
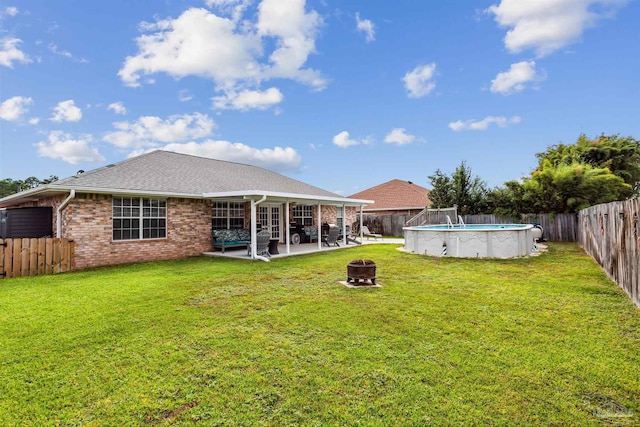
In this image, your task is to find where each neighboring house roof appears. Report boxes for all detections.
[0,150,372,207]
[348,179,430,211]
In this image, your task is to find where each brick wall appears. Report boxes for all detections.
[59,194,212,269]
[345,206,358,228]
[19,193,212,269]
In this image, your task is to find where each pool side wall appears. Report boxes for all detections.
[403,225,534,258]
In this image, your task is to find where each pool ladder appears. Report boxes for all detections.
[446,215,454,228]
[445,215,466,228]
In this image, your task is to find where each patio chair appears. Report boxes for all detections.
[322,225,340,247]
[345,225,361,245]
[361,225,382,240]
[248,230,272,257]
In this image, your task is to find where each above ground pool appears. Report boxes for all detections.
[403,223,534,258]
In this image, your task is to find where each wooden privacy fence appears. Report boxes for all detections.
[0,238,75,279]
[460,214,578,242]
[363,214,408,237]
[578,199,640,308]
[365,212,578,241]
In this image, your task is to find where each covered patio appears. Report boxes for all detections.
[204,190,375,261]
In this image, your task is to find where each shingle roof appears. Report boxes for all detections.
[1,150,370,206]
[349,179,430,211]
[53,150,339,197]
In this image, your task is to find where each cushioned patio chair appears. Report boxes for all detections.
[248,230,272,257]
[322,225,340,247]
[361,225,382,241]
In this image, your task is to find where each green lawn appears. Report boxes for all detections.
[1,243,639,426]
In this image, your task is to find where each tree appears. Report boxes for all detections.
[520,161,631,213]
[428,161,488,214]
[450,161,488,214]
[0,179,22,198]
[0,175,58,198]
[488,133,639,214]
[536,133,640,195]
[426,169,453,208]
[486,180,526,218]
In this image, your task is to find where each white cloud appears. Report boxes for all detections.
[51,100,82,122]
[256,0,325,89]
[49,43,72,58]
[178,89,193,102]
[332,131,363,148]
[36,131,105,164]
[47,43,89,63]
[402,63,436,98]
[119,2,325,111]
[3,6,18,17]
[212,87,283,111]
[0,96,33,121]
[205,0,243,7]
[486,0,627,57]
[490,61,544,94]
[204,0,250,22]
[103,112,215,149]
[107,102,127,115]
[135,139,302,174]
[119,8,261,88]
[28,117,39,125]
[0,37,31,67]
[449,115,522,131]
[355,12,375,42]
[384,128,415,145]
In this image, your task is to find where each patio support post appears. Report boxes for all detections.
[317,202,322,250]
[360,205,364,240]
[250,195,267,259]
[285,201,290,255]
[342,204,347,245]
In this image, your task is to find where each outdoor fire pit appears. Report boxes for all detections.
[346,259,377,285]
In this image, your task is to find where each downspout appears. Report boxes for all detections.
[56,190,75,238]
[251,195,269,262]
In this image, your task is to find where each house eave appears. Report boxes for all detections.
[0,185,205,207]
[0,186,61,207]
[203,190,373,206]
[0,185,375,208]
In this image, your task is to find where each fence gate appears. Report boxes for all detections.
[0,238,75,279]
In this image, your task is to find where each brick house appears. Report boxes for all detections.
[0,151,371,269]
[349,179,430,215]
[349,179,430,236]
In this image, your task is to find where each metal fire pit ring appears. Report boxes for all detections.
[346,259,376,285]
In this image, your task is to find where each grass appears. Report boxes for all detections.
[1,243,639,426]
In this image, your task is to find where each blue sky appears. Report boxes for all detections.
[1,0,639,196]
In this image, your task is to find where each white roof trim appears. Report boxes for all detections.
[203,190,373,206]
[0,185,374,207]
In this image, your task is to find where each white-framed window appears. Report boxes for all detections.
[336,206,344,229]
[292,204,313,226]
[113,197,167,241]
[212,202,245,230]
